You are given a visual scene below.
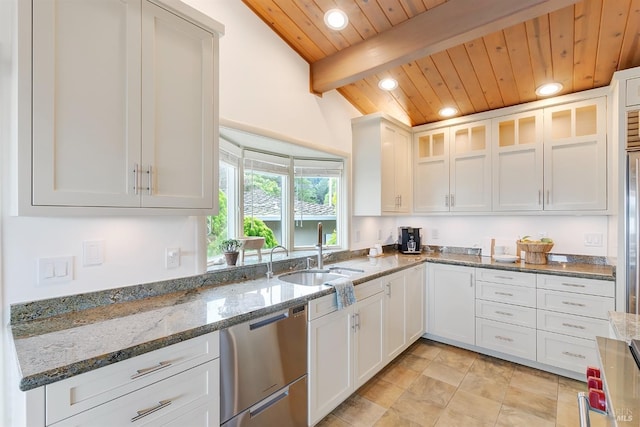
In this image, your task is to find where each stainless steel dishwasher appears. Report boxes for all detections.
[220,304,308,427]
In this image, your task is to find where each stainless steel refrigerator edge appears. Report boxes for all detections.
[626,110,640,314]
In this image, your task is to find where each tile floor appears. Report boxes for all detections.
[317,338,611,427]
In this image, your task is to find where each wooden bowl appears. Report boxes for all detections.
[517,241,554,264]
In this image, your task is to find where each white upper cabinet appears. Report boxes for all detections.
[492,111,544,211]
[414,129,450,212]
[140,1,215,209]
[353,115,411,215]
[543,97,607,211]
[22,0,222,214]
[449,121,492,212]
[414,121,491,212]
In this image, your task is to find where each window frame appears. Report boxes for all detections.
[212,128,348,265]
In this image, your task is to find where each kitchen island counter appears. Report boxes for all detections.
[9,251,614,391]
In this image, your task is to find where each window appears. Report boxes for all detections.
[243,150,289,249]
[206,142,239,258]
[207,128,346,267]
[294,159,342,248]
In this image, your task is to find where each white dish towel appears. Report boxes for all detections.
[326,277,357,309]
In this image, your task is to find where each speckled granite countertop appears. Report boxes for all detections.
[609,311,640,342]
[9,251,615,391]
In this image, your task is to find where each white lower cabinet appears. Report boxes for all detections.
[309,266,425,426]
[428,265,615,377]
[405,265,426,343]
[383,271,407,361]
[536,274,615,374]
[536,330,599,373]
[475,269,537,361]
[476,318,536,360]
[427,264,475,345]
[45,332,220,426]
[51,360,219,427]
[308,279,384,426]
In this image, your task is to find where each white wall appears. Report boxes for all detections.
[352,214,613,258]
[0,0,360,305]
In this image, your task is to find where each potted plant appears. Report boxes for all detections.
[219,238,242,266]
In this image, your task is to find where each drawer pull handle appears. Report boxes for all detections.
[494,275,513,280]
[131,399,172,422]
[562,301,586,307]
[495,310,513,316]
[561,282,585,288]
[562,351,586,359]
[495,291,513,297]
[495,335,514,342]
[131,360,172,379]
[562,322,586,330]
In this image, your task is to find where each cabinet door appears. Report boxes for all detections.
[543,98,607,211]
[427,264,475,345]
[381,124,399,212]
[308,307,353,426]
[405,265,425,343]
[492,111,544,211]
[354,292,385,388]
[32,0,141,207]
[141,1,215,209]
[394,127,412,213]
[414,129,450,212]
[449,121,492,211]
[383,272,406,361]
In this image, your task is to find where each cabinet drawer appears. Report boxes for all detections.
[476,281,536,307]
[475,299,536,328]
[537,274,614,297]
[476,269,536,287]
[536,289,614,319]
[537,330,598,374]
[46,332,219,425]
[309,279,382,320]
[476,318,536,361]
[51,359,219,426]
[537,310,609,341]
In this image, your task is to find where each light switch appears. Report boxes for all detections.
[38,256,73,284]
[83,240,105,266]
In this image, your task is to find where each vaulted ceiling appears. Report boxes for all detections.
[242,0,640,126]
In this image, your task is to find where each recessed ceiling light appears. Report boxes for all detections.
[439,106,458,117]
[378,78,398,91]
[535,82,563,96]
[324,9,348,30]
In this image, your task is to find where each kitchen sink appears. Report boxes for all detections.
[278,270,346,286]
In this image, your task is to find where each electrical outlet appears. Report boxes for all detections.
[432,229,439,240]
[355,230,361,243]
[377,229,382,240]
[166,248,181,269]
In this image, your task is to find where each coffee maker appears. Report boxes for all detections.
[398,226,422,253]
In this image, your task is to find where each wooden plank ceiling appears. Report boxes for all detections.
[242,0,640,126]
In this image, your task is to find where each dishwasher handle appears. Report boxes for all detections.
[249,385,289,419]
[249,312,289,330]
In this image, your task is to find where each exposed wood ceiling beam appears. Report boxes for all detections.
[310,0,580,94]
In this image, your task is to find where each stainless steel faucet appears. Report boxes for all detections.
[316,222,323,269]
[266,245,288,279]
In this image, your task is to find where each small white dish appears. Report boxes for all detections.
[493,254,519,263]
